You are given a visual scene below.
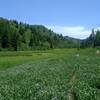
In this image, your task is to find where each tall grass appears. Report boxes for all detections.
[0,49,77,70]
[0,48,99,100]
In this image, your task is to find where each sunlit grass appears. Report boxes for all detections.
[0,48,100,100]
[0,49,77,70]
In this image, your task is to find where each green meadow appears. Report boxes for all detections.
[0,49,100,100]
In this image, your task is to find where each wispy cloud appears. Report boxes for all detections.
[46,26,91,39]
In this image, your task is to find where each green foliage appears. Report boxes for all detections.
[81,29,100,48]
[0,49,100,99]
[0,17,78,51]
[94,30,100,46]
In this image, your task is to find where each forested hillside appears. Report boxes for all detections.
[0,17,78,51]
[80,29,100,48]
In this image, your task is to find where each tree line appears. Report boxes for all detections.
[80,29,100,48]
[0,17,78,51]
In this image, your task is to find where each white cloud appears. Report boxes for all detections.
[46,26,91,39]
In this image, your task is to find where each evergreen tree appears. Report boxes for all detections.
[95,30,100,46]
[89,28,95,47]
[0,17,79,51]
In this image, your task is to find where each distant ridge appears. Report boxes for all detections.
[0,17,79,51]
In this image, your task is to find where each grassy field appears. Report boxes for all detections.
[0,48,100,100]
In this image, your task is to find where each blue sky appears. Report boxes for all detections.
[0,0,100,39]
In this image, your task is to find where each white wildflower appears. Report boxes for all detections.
[96,50,100,55]
[76,54,79,57]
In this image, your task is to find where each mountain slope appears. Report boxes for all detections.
[0,17,79,51]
